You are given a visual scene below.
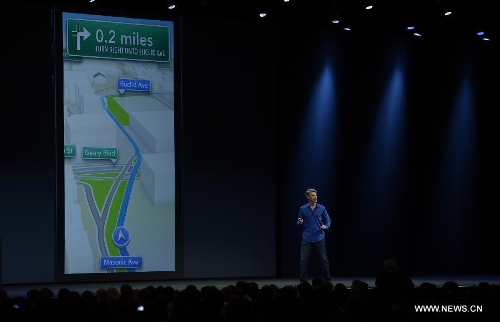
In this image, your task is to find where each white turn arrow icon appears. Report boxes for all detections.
[76,27,91,51]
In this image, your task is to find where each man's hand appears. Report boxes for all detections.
[320,224,327,230]
[297,218,304,225]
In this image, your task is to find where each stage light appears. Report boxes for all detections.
[331,12,340,24]
[364,0,374,10]
[330,1,341,24]
[165,0,177,10]
[476,31,491,41]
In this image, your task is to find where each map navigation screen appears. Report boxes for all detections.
[59,11,176,276]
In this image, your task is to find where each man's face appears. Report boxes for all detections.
[308,192,317,203]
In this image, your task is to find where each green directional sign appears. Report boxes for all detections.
[82,147,119,161]
[66,18,170,62]
[64,144,76,158]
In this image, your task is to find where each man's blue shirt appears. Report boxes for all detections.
[297,203,331,242]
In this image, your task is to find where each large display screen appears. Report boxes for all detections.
[56,8,179,279]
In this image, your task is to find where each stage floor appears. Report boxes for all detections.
[2,275,500,299]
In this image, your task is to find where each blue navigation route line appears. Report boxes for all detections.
[101,95,143,272]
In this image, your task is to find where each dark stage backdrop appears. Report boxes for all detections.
[277,26,500,278]
[3,2,499,285]
[180,15,277,278]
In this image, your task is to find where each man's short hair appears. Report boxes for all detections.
[305,188,318,197]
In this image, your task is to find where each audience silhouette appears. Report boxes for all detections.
[1,261,499,322]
